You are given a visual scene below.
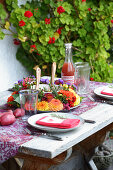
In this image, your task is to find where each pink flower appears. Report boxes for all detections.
[57,6,65,15]
[23,77,33,86]
[88,8,91,11]
[45,18,51,24]
[111,20,113,24]
[24,11,33,18]
[19,20,25,27]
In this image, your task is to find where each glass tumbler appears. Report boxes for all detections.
[19,89,38,115]
[75,62,90,94]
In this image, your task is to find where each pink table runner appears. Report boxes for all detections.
[0,81,110,164]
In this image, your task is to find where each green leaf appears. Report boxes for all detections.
[0,29,5,39]
[14,96,20,104]
[31,34,37,42]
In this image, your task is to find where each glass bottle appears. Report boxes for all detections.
[61,43,75,85]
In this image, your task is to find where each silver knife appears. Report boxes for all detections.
[41,134,63,141]
[84,119,96,124]
[101,100,113,105]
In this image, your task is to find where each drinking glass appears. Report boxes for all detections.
[19,89,38,115]
[74,62,90,94]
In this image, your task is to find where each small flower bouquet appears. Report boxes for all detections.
[7,76,81,112]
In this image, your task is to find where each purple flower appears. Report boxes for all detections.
[45,79,49,84]
[66,82,71,86]
[40,78,49,84]
[31,75,35,78]
[72,84,77,90]
[18,79,23,84]
[59,79,64,84]
[40,78,46,84]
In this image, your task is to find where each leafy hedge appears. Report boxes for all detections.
[0,0,113,82]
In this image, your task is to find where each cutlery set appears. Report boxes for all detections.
[24,128,63,141]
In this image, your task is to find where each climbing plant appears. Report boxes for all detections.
[0,0,113,82]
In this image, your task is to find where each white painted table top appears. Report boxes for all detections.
[19,103,113,158]
[1,87,113,159]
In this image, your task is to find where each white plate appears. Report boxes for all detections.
[94,86,113,100]
[28,112,84,132]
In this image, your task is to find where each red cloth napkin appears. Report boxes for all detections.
[101,87,113,96]
[36,116,80,129]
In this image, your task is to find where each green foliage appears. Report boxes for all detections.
[0,0,113,82]
[0,4,7,24]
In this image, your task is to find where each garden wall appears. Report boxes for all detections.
[0,34,29,92]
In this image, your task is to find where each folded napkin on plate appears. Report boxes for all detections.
[101,87,113,96]
[36,116,80,129]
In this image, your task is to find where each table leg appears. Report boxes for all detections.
[16,149,71,170]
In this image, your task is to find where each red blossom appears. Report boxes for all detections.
[57,28,61,35]
[57,6,65,15]
[88,8,91,11]
[45,18,51,24]
[19,20,25,27]
[72,96,76,102]
[43,93,54,102]
[68,100,74,107]
[48,37,52,44]
[82,0,86,2]
[90,77,94,81]
[56,27,63,35]
[13,39,21,45]
[35,8,38,10]
[30,44,37,49]
[111,20,113,24]
[48,37,55,44]
[36,52,41,56]
[7,96,14,103]
[52,37,55,43]
[12,91,18,95]
[24,11,33,18]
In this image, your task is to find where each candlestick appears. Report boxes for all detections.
[36,67,41,90]
[51,62,56,86]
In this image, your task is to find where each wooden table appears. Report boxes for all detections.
[14,103,113,170]
[1,82,113,170]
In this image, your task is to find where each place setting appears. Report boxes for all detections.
[88,85,113,105]
[24,111,96,141]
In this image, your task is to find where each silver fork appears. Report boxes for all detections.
[87,95,95,102]
[24,128,63,141]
